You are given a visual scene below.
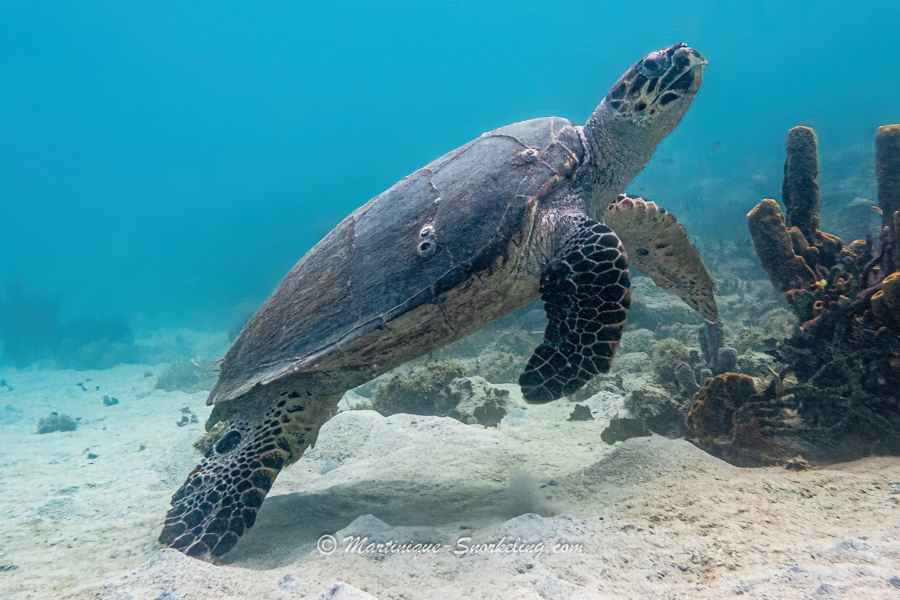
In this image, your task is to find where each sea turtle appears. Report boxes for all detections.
[160,43,717,558]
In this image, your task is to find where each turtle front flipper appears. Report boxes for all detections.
[605,194,718,323]
[158,414,289,558]
[519,218,630,403]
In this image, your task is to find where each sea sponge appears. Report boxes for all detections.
[731,123,900,467]
[880,271,900,326]
[674,362,699,396]
[747,199,818,296]
[876,125,900,243]
[895,211,900,251]
[685,373,757,439]
[698,320,724,365]
[783,126,820,242]
[714,347,738,375]
[748,125,854,321]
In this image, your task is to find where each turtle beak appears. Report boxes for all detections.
[687,48,708,67]
[667,44,706,95]
[673,43,706,67]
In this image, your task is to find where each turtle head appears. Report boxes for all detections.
[581,44,706,216]
[600,43,705,126]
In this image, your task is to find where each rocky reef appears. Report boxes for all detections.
[368,359,516,427]
[686,124,900,465]
[370,359,466,417]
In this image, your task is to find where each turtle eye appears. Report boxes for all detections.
[639,52,670,78]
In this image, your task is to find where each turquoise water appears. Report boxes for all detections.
[2,0,897,330]
[3,3,900,598]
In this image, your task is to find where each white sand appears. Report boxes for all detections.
[1,354,899,600]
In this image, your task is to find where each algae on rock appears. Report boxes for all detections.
[650,338,690,389]
[156,359,219,393]
[370,359,466,417]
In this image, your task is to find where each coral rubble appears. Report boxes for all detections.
[599,417,652,444]
[446,376,513,427]
[688,124,900,465]
[36,412,77,434]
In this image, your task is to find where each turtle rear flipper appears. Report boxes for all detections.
[161,384,342,559]
[519,219,630,403]
[159,415,288,558]
[605,194,718,323]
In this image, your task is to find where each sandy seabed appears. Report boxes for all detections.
[1,350,899,600]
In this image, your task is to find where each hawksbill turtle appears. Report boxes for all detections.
[160,43,717,558]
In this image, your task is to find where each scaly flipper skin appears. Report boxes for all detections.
[605,194,718,323]
[158,415,284,557]
[159,386,341,559]
[519,219,630,403]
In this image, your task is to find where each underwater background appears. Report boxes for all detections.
[2,0,898,333]
[3,1,900,599]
